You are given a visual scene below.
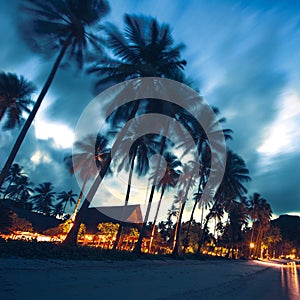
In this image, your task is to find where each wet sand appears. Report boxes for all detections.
[0,258,299,299]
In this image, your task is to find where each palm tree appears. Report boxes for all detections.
[0,0,110,189]
[148,152,181,253]
[116,128,159,207]
[52,202,65,218]
[3,163,26,200]
[64,134,111,221]
[197,151,251,253]
[225,199,249,258]
[63,133,111,245]
[248,193,266,243]
[69,14,187,247]
[113,130,159,249]
[183,165,206,252]
[172,162,198,256]
[31,182,56,215]
[6,175,34,205]
[89,14,186,86]
[57,190,77,215]
[0,72,35,130]
[248,194,272,257]
[133,129,170,253]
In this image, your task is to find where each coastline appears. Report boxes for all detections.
[1,257,298,300]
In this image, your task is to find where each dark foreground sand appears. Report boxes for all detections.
[0,258,299,300]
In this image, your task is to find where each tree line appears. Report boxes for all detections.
[1,163,77,218]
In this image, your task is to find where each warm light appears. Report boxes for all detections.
[250,243,255,249]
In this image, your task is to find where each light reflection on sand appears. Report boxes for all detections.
[253,259,300,298]
[281,262,300,299]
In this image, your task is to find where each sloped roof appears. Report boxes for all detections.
[82,205,143,234]
[2,200,143,235]
[2,200,63,233]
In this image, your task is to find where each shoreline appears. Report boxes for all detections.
[1,257,298,300]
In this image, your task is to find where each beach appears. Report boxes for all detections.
[0,258,299,300]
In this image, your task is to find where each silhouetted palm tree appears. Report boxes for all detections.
[6,175,34,205]
[0,0,110,188]
[31,182,56,215]
[73,15,187,248]
[172,162,198,256]
[57,190,77,215]
[249,193,266,245]
[197,151,251,253]
[89,14,186,86]
[3,164,26,200]
[52,202,65,218]
[63,134,111,245]
[248,193,272,257]
[116,129,159,207]
[113,131,159,249]
[64,134,110,221]
[225,199,249,258]
[0,72,35,130]
[148,152,181,253]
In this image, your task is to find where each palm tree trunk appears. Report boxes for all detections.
[183,199,197,253]
[172,172,194,256]
[0,35,72,189]
[197,208,214,254]
[113,151,137,250]
[172,201,186,256]
[172,196,183,250]
[183,176,203,252]
[125,149,137,205]
[63,100,141,246]
[71,177,88,221]
[149,186,165,253]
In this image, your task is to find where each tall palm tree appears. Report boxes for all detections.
[133,128,171,253]
[68,14,187,247]
[0,72,35,130]
[62,133,111,245]
[174,106,232,253]
[31,182,56,215]
[225,199,249,258]
[116,129,159,207]
[197,151,251,253]
[248,194,272,257]
[57,190,77,215]
[172,162,198,256]
[113,131,159,249]
[64,134,110,221]
[183,179,204,252]
[248,193,266,243]
[0,0,110,189]
[148,152,181,253]
[89,14,186,86]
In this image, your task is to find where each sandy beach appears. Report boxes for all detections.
[0,258,299,300]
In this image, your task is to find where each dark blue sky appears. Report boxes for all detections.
[0,0,299,219]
